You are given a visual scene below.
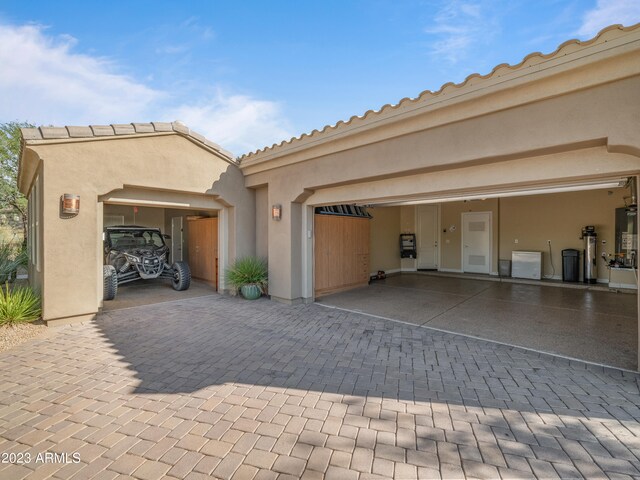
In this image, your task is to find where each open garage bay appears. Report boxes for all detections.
[317,274,638,371]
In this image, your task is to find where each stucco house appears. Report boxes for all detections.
[18,24,640,366]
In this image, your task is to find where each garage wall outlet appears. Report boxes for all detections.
[514,239,519,244]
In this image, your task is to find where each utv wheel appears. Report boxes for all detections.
[172,261,191,291]
[103,265,118,300]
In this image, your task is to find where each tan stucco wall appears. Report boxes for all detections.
[21,134,254,322]
[305,148,639,208]
[499,189,627,282]
[369,206,401,274]
[255,187,269,259]
[244,76,640,191]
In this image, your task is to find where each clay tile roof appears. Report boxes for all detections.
[238,23,640,163]
[151,122,173,132]
[90,125,115,136]
[66,126,93,138]
[132,123,154,133]
[39,127,68,139]
[20,121,235,162]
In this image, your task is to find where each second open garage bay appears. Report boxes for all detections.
[317,273,638,371]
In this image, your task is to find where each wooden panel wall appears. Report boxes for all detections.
[314,214,370,296]
[187,217,218,290]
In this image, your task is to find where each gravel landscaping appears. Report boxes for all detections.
[0,322,48,352]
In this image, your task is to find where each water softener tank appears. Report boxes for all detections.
[582,226,597,284]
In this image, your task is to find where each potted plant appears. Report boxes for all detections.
[226,257,268,300]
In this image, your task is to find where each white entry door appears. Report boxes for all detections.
[417,205,438,269]
[171,217,184,263]
[462,212,491,274]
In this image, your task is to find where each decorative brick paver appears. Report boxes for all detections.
[0,294,639,479]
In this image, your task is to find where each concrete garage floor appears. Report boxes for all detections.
[317,274,638,371]
[102,278,218,311]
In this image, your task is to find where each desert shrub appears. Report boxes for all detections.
[0,284,41,325]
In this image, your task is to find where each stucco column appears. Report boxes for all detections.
[267,184,305,304]
[218,207,229,292]
[208,164,256,262]
[42,179,101,323]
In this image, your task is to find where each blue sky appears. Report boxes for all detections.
[0,1,638,154]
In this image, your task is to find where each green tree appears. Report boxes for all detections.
[0,121,33,243]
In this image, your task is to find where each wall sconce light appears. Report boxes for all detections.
[60,194,80,217]
[272,204,282,221]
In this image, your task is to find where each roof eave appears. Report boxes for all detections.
[239,22,640,168]
[20,121,236,165]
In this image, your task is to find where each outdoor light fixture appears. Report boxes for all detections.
[60,194,80,216]
[272,204,282,221]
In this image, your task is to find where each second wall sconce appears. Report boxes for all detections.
[272,204,282,221]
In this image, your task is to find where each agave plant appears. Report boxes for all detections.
[225,257,268,299]
[0,284,41,325]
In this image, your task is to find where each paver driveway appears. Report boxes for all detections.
[1,295,640,479]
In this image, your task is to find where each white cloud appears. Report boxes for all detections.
[179,16,215,40]
[167,91,293,154]
[424,1,497,64]
[0,23,161,125]
[0,22,291,154]
[578,0,640,37]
